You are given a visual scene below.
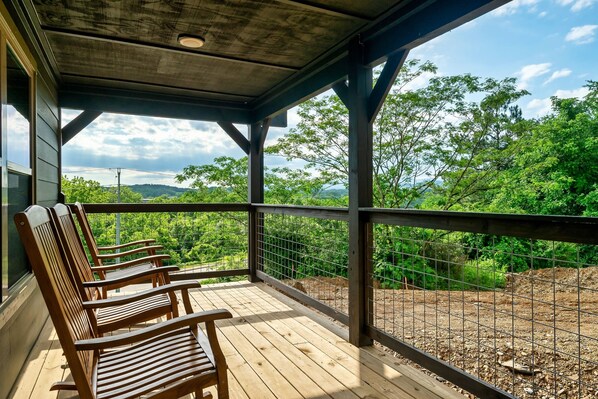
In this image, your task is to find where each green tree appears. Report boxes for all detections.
[176,156,343,206]
[267,60,528,209]
[62,176,112,203]
[176,156,248,202]
[490,81,598,216]
[62,176,143,204]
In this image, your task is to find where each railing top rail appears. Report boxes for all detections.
[78,202,597,244]
[80,203,250,213]
[362,207,598,244]
[253,203,349,221]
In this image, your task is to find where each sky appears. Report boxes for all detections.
[62,0,597,188]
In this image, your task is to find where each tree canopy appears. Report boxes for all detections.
[266,60,530,209]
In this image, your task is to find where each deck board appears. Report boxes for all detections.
[9,281,465,399]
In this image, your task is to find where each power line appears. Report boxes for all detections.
[63,166,178,177]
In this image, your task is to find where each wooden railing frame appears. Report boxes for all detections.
[81,203,251,281]
[79,202,598,399]
[362,207,598,245]
[83,203,250,213]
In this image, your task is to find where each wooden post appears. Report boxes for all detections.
[248,120,270,282]
[347,36,373,347]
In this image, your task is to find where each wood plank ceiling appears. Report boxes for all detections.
[19,0,509,123]
[32,0,398,104]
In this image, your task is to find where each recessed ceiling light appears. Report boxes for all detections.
[178,34,205,49]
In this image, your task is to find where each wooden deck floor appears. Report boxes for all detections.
[9,281,464,399]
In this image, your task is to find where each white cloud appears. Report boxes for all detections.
[515,63,552,89]
[544,68,572,84]
[565,25,598,44]
[554,87,590,98]
[527,98,553,116]
[556,0,596,11]
[526,86,590,117]
[492,0,540,16]
[62,112,251,186]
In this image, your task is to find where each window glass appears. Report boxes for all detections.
[6,47,30,168]
[5,45,32,290]
[7,172,31,286]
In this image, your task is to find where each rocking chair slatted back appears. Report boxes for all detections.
[51,203,98,301]
[14,206,96,398]
[70,202,103,265]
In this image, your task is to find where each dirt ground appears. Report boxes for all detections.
[288,267,598,399]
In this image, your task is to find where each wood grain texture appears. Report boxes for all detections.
[12,281,466,399]
[46,32,293,97]
[33,0,364,67]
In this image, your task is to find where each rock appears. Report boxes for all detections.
[500,359,538,375]
[292,281,307,293]
[524,387,534,395]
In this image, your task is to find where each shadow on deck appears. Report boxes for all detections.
[9,281,465,399]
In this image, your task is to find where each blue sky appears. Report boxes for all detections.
[62,0,597,188]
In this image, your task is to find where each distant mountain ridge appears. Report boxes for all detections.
[128,184,190,198]
[127,184,348,200]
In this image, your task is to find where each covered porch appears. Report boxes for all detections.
[10,281,464,399]
[1,1,596,399]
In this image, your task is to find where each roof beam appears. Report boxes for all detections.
[368,49,408,123]
[252,0,507,121]
[332,81,349,106]
[274,0,373,22]
[61,110,102,144]
[363,0,510,65]
[60,86,250,124]
[252,55,348,122]
[59,85,288,128]
[218,121,250,154]
[43,27,300,72]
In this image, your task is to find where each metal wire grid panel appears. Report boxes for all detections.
[84,211,248,276]
[368,225,598,399]
[257,212,350,316]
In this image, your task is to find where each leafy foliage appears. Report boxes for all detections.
[62,70,597,290]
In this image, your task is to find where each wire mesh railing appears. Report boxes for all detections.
[255,205,350,319]
[366,210,598,399]
[79,203,598,398]
[81,203,249,280]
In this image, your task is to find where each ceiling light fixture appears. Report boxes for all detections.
[177,34,205,48]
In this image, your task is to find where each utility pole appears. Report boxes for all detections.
[115,168,121,261]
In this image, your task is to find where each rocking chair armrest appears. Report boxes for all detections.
[96,245,164,259]
[97,239,156,251]
[89,254,171,271]
[82,266,180,288]
[75,310,232,350]
[82,280,201,309]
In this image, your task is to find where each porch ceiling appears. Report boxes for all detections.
[17,0,508,123]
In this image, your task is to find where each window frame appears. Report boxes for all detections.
[0,8,36,303]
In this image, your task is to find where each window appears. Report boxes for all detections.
[1,32,34,302]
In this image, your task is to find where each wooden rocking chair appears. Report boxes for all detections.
[69,202,171,297]
[51,203,193,334]
[15,205,231,399]
[71,201,164,268]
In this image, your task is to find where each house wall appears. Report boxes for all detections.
[0,277,47,399]
[35,73,60,207]
[0,2,60,397]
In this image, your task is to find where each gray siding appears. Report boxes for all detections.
[35,75,60,206]
[0,278,48,399]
